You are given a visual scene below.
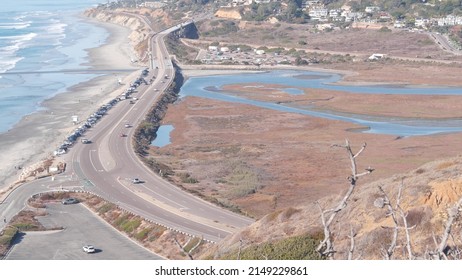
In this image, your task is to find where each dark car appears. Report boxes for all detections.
[62,198,79,205]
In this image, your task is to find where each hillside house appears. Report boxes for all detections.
[309,8,328,21]
[368,53,385,60]
[365,6,380,13]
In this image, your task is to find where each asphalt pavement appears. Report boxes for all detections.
[5,202,162,260]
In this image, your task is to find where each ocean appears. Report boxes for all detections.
[0,0,107,133]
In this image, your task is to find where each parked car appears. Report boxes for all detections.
[62,198,79,205]
[82,245,95,253]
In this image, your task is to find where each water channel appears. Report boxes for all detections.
[177,70,462,137]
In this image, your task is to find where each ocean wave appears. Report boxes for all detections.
[0,32,37,43]
[46,22,67,34]
[0,21,31,30]
[32,22,67,46]
[0,56,24,73]
[0,44,20,56]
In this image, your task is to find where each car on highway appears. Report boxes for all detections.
[62,198,79,205]
[132,178,141,184]
[124,124,131,128]
[82,245,95,253]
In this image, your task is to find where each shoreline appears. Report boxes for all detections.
[0,17,142,196]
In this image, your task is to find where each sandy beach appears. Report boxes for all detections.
[0,19,142,195]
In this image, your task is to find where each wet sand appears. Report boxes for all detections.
[0,19,142,196]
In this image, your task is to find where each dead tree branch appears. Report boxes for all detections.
[378,181,415,260]
[317,140,373,259]
[431,196,462,260]
[398,207,415,260]
[378,184,401,259]
[173,234,203,260]
[347,226,356,260]
[237,238,243,260]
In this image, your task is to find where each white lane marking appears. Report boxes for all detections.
[89,150,99,172]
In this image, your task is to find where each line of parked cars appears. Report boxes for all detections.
[53,98,119,156]
[53,70,151,157]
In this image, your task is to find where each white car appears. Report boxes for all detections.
[82,245,95,253]
[132,178,141,184]
[124,124,131,128]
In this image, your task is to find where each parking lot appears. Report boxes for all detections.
[6,203,162,260]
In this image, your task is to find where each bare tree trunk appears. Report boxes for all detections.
[316,140,373,259]
[432,196,462,260]
[399,207,414,260]
[378,184,401,259]
[378,182,415,260]
[347,226,356,260]
[237,238,243,260]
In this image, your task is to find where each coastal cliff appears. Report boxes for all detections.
[84,8,150,62]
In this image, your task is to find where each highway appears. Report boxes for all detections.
[64,21,253,242]
[0,15,252,249]
[428,31,462,55]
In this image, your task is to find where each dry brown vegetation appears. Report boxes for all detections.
[196,19,461,61]
[202,156,462,259]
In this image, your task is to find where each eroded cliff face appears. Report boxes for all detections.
[84,8,150,62]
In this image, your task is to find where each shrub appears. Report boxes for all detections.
[179,173,199,184]
[135,228,152,241]
[120,218,142,234]
[0,227,18,246]
[222,233,324,260]
[12,223,38,231]
[98,203,115,215]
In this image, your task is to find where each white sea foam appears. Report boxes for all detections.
[0,32,37,43]
[0,44,20,56]
[47,22,67,34]
[0,21,31,30]
[0,56,24,73]
[36,21,68,46]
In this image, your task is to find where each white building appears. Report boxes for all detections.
[394,21,405,28]
[368,53,385,60]
[414,18,429,28]
[437,15,462,26]
[342,11,364,22]
[365,6,380,13]
[309,8,328,20]
[255,49,266,55]
[220,46,230,52]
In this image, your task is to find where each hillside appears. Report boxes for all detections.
[202,152,462,260]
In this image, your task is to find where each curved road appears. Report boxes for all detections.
[1,17,253,245]
[65,22,253,242]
